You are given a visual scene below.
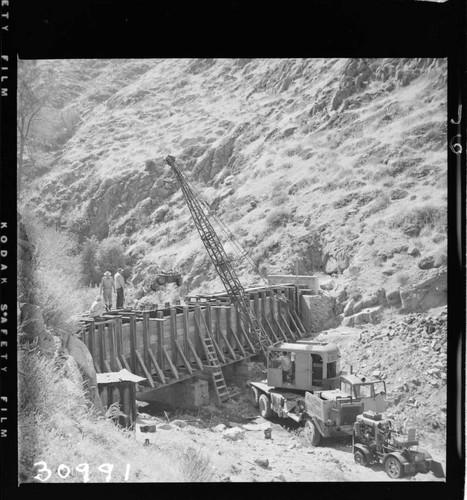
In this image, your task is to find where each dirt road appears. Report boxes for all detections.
[137,410,445,483]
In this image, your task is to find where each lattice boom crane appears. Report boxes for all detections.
[165,155,273,357]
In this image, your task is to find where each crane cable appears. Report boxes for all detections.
[183,172,290,304]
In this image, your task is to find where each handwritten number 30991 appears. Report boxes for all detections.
[34,461,131,482]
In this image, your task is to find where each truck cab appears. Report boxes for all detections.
[267,341,341,391]
[337,374,387,413]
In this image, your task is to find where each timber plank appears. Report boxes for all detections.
[174,340,194,375]
[148,349,166,384]
[186,338,203,370]
[161,345,179,379]
[135,350,155,388]
[227,326,246,357]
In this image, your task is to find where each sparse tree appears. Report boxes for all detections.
[17,60,56,194]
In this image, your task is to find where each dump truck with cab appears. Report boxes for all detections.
[248,341,387,446]
[352,410,433,478]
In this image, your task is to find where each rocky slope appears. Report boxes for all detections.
[23,58,447,314]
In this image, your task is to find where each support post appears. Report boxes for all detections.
[170,308,178,367]
[129,314,137,374]
[142,311,151,370]
[183,306,190,359]
[108,320,118,371]
[156,311,164,371]
[98,323,106,372]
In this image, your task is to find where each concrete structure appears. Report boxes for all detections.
[268,275,319,295]
[80,284,307,409]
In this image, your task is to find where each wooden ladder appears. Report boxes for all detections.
[202,336,229,404]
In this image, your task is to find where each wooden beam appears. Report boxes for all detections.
[227,325,247,357]
[142,311,151,370]
[186,337,203,370]
[161,345,180,379]
[291,308,306,336]
[174,340,194,375]
[129,315,137,374]
[98,323,106,372]
[264,315,280,343]
[104,360,111,373]
[218,328,238,360]
[156,311,164,371]
[214,302,222,352]
[280,312,297,341]
[239,323,257,353]
[199,311,226,364]
[170,308,178,367]
[148,348,166,384]
[88,321,96,359]
[108,321,118,372]
[135,350,155,388]
[183,306,190,360]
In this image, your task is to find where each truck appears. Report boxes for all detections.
[352,410,433,478]
[249,341,387,446]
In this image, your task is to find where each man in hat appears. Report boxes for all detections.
[114,268,125,309]
[89,295,106,318]
[100,271,115,311]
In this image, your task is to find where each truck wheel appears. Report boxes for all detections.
[259,394,273,419]
[303,420,321,447]
[384,457,404,479]
[156,276,167,285]
[354,450,367,466]
[176,277,183,286]
[251,387,260,408]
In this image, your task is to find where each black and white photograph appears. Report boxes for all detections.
[15,56,450,483]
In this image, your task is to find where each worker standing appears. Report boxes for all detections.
[114,268,125,309]
[100,271,115,311]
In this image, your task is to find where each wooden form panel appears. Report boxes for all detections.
[83,285,304,380]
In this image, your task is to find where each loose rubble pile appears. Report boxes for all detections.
[319,306,447,438]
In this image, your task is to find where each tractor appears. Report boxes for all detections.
[150,270,183,291]
[352,410,433,478]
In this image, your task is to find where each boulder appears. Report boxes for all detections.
[325,256,338,275]
[20,303,55,356]
[213,424,227,433]
[66,334,104,413]
[222,427,245,441]
[320,280,335,291]
[157,423,174,430]
[171,419,188,428]
[418,256,435,270]
[408,245,421,257]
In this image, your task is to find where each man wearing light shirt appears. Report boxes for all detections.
[115,268,125,309]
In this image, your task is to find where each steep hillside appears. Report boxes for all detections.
[23,58,447,311]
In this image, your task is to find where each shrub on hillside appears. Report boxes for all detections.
[266,207,291,228]
[22,213,87,333]
[388,204,446,236]
[95,236,126,276]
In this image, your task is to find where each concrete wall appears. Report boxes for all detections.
[136,378,210,408]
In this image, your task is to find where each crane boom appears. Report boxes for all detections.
[165,155,272,357]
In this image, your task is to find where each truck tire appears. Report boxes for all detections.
[303,420,321,447]
[354,450,367,466]
[156,276,167,285]
[384,456,404,479]
[176,277,183,286]
[251,387,260,408]
[259,394,273,419]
